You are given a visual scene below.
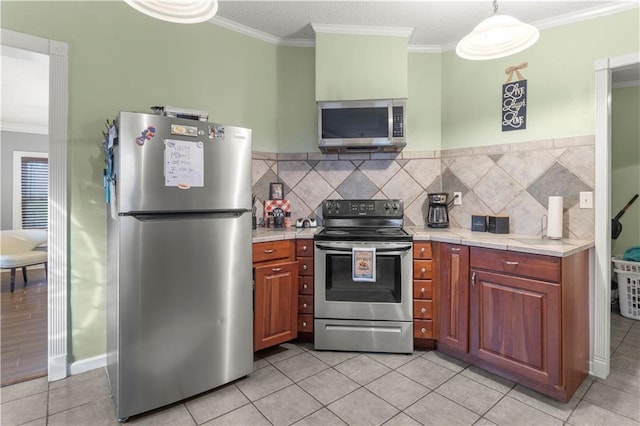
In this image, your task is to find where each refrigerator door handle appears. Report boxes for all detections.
[127,210,250,221]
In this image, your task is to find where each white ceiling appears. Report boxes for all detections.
[1,1,638,134]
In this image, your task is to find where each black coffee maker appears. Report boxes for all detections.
[426,192,451,228]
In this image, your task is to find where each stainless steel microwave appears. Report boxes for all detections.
[317,99,407,153]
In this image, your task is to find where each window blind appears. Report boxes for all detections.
[21,157,48,229]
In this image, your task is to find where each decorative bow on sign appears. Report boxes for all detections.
[502,62,528,132]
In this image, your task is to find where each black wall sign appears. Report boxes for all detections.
[502,79,527,131]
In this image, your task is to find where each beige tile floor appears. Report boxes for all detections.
[1,311,639,426]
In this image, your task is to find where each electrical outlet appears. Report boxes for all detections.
[453,192,462,205]
[580,191,593,209]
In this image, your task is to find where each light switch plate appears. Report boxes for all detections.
[580,191,593,209]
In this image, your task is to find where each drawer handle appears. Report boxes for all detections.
[449,247,460,253]
[421,328,427,334]
[421,307,427,314]
[303,264,308,270]
[302,322,307,327]
[271,267,283,272]
[263,249,276,254]
[303,284,308,289]
[420,247,426,254]
[420,268,426,273]
[420,287,426,294]
[303,303,308,308]
[303,245,308,251]
[502,261,519,266]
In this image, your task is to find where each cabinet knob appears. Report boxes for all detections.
[421,328,427,334]
[420,288,425,294]
[263,249,276,254]
[420,247,425,255]
[303,303,307,308]
[303,245,308,251]
[421,307,427,314]
[420,268,426,274]
[303,284,308,289]
[302,322,307,327]
[303,264,308,270]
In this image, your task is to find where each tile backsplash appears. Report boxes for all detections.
[252,136,594,240]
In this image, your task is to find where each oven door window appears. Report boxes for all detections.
[325,253,401,303]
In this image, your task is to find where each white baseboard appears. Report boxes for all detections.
[67,353,107,376]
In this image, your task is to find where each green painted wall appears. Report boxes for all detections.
[441,9,640,149]
[276,46,317,153]
[2,1,278,360]
[408,52,442,151]
[315,33,408,101]
[611,86,640,257]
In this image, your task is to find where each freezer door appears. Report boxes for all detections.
[114,213,253,419]
[116,111,252,213]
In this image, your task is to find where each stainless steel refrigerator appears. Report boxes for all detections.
[106,111,253,421]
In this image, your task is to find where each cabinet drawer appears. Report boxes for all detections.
[253,240,294,264]
[414,320,433,338]
[413,280,433,299]
[413,260,433,280]
[296,239,314,257]
[414,242,432,260]
[299,276,314,295]
[413,300,433,319]
[470,247,561,283]
[298,314,313,332]
[298,295,313,314]
[298,258,314,276]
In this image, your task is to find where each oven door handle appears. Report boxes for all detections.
[315,244,412,253]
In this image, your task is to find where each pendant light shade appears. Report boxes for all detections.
[124,0,218,24]
[456,2,539,60]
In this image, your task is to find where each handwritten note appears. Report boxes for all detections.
[164,139,204,188]
[502,79,527,132]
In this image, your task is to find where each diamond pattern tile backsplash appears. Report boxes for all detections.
[252,136,595,240]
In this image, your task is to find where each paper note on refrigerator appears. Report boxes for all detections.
[164,139,204,188]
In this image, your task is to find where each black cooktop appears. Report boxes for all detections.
[314,227,412,242]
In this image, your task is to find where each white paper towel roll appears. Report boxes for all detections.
[547,196,563,239]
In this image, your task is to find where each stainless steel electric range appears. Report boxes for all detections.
[313,199,413,354]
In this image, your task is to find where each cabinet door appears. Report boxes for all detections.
[438,243,469,353]
[470,270,561,387]
[254,261,298,351]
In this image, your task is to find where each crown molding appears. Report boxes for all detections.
[533,2,639,30]
[1,121,48,135]
[211,3,638,49]
[311,23,414,38]
[210,16,281,45]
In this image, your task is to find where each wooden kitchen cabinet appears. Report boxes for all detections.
[435,244,589,402]
[436,242,470,354]
[413,242,436,345]
[253,240,298,351]
[296,239,314,338]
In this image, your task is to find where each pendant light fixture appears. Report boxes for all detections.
[123,0,218,24]
[456,0,539,60]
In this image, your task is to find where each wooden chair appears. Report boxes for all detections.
[0,230,48,293]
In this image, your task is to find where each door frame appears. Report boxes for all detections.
[2,29,69,381]
[592,51,639,378]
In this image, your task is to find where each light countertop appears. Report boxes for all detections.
[252,227,594,257]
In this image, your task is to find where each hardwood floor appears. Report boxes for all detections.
[1,268,47,386]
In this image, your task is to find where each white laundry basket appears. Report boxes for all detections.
[613,257,640,320]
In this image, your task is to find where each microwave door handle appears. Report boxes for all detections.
[388,103,393,140]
